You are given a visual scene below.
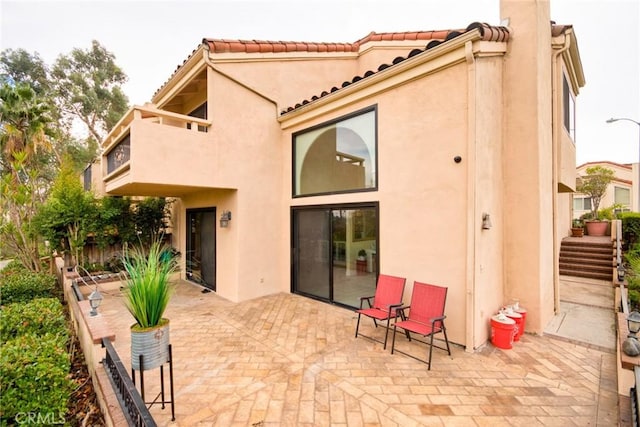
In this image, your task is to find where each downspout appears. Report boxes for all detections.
[464,40,476,352]
[551,34,571,315]
[201,46,280,116]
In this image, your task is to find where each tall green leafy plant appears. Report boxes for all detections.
[122,238,177,329]
[34,157,97,267]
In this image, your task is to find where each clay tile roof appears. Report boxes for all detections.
[279,22,510,115]
[153,22,511,104]
[202,38,359,53]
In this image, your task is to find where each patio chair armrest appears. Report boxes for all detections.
[387,302,404,314]
[430,315,446,325]
[394,304,410,321]
[359,295,374,309]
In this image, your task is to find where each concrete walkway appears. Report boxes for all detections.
[94,276,620,426]
[544,276,617,353]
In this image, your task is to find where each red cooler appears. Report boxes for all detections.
[505,311,523,341]
[490,315,515,349]
[515,307,527,338]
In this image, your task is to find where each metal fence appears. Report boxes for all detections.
[102,338,157,427]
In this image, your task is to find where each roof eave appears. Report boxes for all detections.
[151,44,207,106]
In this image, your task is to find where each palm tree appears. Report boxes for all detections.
[0,83,57,271]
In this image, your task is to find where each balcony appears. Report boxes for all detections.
[101,105,215,197]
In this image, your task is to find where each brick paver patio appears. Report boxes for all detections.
[98,281,618,426]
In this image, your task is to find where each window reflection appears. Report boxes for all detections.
[294,108,377,196]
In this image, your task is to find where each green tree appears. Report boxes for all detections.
[0,49,51,96]
[576,165,615,220]
[96,196,136,247]
[51,40,129,144]
[34,158,98,267]
[0,83,57,271]
[134,197,172,245]
[0,42,131,268]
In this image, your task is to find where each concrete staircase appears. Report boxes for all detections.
[559,237,614,281]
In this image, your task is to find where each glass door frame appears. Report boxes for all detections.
[290,202,379,308]
[186,207,217,291]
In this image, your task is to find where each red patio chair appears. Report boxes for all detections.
[354,274,406,349]
[391,281,451,369]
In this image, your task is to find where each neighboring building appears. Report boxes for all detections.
[95,0,584,351]
[574,161,634,219]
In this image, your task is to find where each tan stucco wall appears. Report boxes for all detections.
[212,58,358,112]
[501,0,555,334]
[355,41,442,76]
[285,62,476,347]
[469,53,506,349]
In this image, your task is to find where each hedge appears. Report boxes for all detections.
[0,298,68,342]
[0,269,71,425]
[620,212,640,252]
[0,333,72,424]
[0,262,57,304]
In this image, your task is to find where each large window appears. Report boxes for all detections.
[293,107,377,197]
[573,196,592,211]
[615,186,631,207]
[563,76,576,141]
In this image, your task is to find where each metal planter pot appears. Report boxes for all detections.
[131,319,170,371]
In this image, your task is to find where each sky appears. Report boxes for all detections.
[1,0,639,165]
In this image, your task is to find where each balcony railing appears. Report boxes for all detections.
[101,105,213,195]
[102,104,211,154]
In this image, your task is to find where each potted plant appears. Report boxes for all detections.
[121,238,178,371]
[576,165,614,236]
[571,219,584,237]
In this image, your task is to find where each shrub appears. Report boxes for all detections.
[0,266,57,304]
[0,298,68,342]
[105,254,124,272]
[0,260,28,276]
[0,333,72,423]
[621,212,640,250]
[82,262,105,273]
[630,289,640,312]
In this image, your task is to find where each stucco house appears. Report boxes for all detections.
[92,0,585,351]
[574,161,634,219]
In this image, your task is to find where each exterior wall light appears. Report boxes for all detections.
[623,311,640,356]
[618,265,626,282]
[482,213,492,230]
[220,210,232,228]
[88,288,103,316]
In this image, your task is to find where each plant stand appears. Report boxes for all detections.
[131,344,175,421]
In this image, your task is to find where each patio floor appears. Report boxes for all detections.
[97,279,619,426]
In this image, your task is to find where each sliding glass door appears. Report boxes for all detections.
[186,208,216,291]
[292,204,378,308]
